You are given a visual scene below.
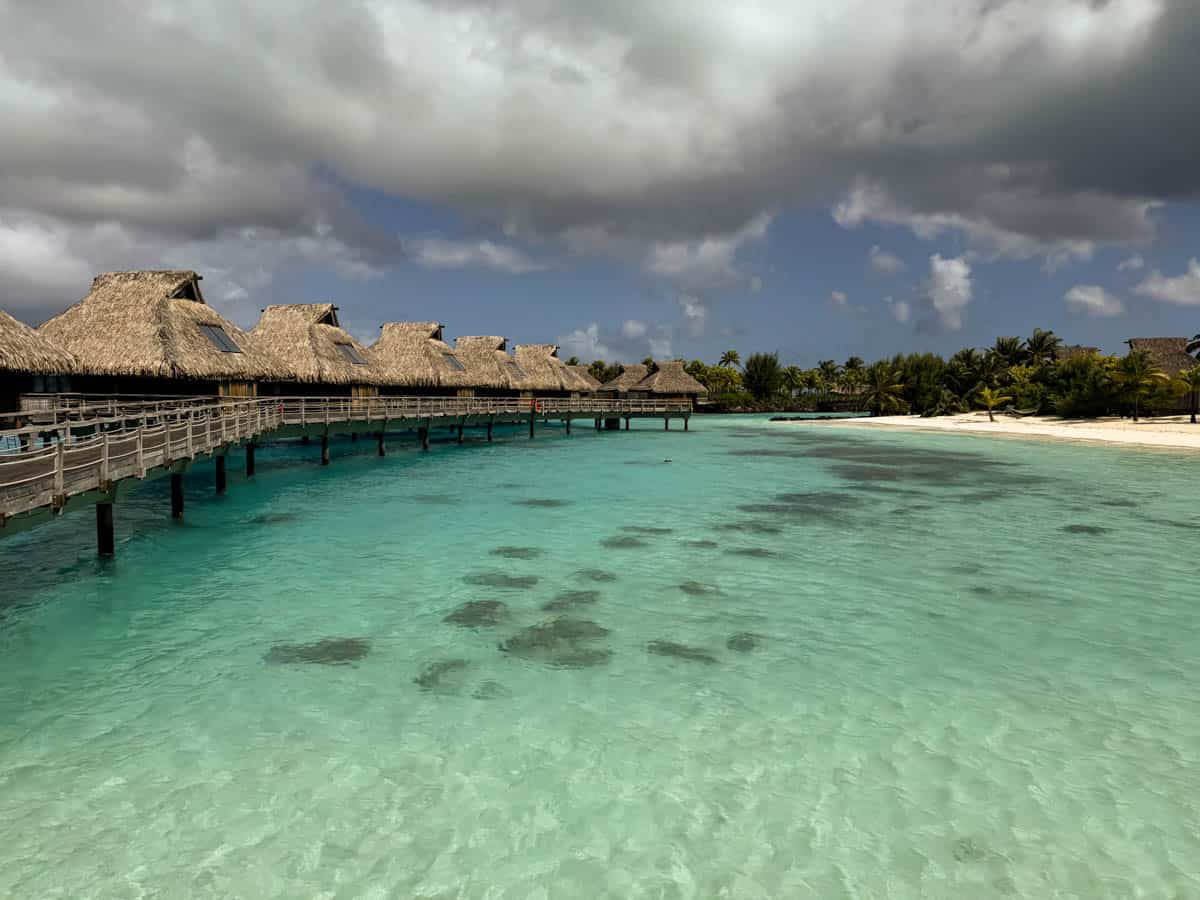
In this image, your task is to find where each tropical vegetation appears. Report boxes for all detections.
[577,326,1200,421]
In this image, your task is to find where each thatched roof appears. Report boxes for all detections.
[1056,344,1101,361]
[39,271,290,381]
[0,308,76,375]
[569,364,602,390]
[1126,338,1196,376]
[600,364,648,392]
[454,336,525,389]
[514,344,592,391]
[633,360,709,396]
[372,322,470,388]
[251,303,385,385]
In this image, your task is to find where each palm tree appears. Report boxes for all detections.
[859,362,905,416]
[817,359,841,383]
[742,352,784,401]
[1025,328,1063,367]
[1175,365,1200,424]
[565,356,580,366]
[718,349,741,369]
[843,356,864,372]
[976,386,1012,422]
[1114,349,1167,421]
[989,336,1026,370]
[782,365,804,398]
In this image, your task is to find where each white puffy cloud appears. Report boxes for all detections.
[676,295,709,336]
[620,319,647,339]
[868,245,906,276]
[883,295,911,323]
[406,238,544,274]
[925,254,972,331]
[1065,284,1125,317]
[829,290,849,309]
[1134,258,1200,306]
[644,214,771,292]
[556,322,611,361]
[1118,253,1145,271]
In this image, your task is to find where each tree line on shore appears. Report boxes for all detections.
[567,329,1200,421]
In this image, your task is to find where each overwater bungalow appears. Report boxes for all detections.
[251,304,384,397]
[372,322,471,396]
[514,345,593,397]
[0,308,77,413]
[569,364,602,392]
[598,363,649,397]
[454,336,527,397]
[39,271,288,398]
[633,360,709,403]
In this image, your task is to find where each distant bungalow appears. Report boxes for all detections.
[454,336,528,397]
[514,345,593,397]
[633,360,709,402]
[599,363,649,396]
[569,364,602,391]
[0,308,77,412]
[1125,337,1196,376]
[39,270,287,398]
[250,304,384,398]
[372,322,471,397]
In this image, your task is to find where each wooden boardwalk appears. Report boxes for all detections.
[0,394,693,542]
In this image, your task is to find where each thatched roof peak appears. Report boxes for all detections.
[601,363,648,391]
[1126,337,1196,375]
[0,308,77,375]
[372,321,467,387]
[456,335,507,352]
[634,359,708,396]
[39,270,290,380]
[454,336,526,389]
[251,304,383,385]
[569,364,602,389]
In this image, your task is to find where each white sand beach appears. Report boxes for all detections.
[804,412,1200,451]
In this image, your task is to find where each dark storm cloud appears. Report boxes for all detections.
[1,0,1196,321]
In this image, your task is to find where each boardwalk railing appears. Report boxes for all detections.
[1,394,692,523]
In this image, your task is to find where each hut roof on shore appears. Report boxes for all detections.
[569,364,602,390]
[1055,344,1101,361]
[1126,338,1196,375]
[633,360,709,396]
[514,344,592,391]
[0,308,77,375]
[454,336,523,389]
[371,322,470,388]
[600,364,649,392]
[39,271,290,381]
[251,303,384,385]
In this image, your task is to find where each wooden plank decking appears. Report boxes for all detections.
[1,394,692,535]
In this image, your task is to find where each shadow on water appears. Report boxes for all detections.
[513,498,572,508]
[444,600,509,627]
[1062,524,1110,535]
[463,572,540,590]
[414,659,471,692]
[575,568,618,582]
[601,535,648,549]
[264,638,370,665]
[726,632,762,652]
[647,640,718,664]
[542,590,601,611]
[490,546,542,559]
[499,617,612,668]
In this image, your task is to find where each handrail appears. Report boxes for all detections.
[0,393,692,521]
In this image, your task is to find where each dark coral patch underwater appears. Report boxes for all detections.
[264,637,370,665]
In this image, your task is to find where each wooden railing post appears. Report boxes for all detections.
[100,429,110,483]
[54,437,65,498]
[136,426,145,477]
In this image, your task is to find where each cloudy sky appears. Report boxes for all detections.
[2,0,1199,364]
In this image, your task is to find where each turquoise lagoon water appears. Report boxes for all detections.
[0,415,1198,898]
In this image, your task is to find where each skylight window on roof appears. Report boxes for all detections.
[198,323,241,353]
[335,342,368,365]
[441,351,466,371]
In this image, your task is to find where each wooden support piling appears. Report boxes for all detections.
[351,432,358,442]
[418,426,429,450]
[96,502,114,557]
[457,423,464,444]
[215,455,227,493]
[684,416,689,432]
[320,433,330,466]
[528,413,535,439]
[664,418,669,431]
[625,417,630,430]
[171,473,184,520]
[376,432,385,456]
[246,443,256,477]
[565,418,571,435]
[486,421,493,442]
[301,435,310,445]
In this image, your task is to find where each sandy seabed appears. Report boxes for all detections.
[801,412,1200,451]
